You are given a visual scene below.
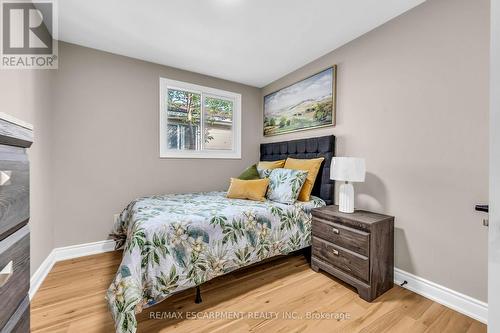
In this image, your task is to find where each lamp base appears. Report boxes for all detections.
[339,182,354,213]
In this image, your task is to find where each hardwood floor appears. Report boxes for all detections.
[31,251,486,333]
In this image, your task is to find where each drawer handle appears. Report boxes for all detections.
[0,261,13,287]
[332,249,339,256]
[0,170,11,186]
[332,227,340,234]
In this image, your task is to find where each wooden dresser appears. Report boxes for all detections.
[311,205,394,302]
[0,115,33,333]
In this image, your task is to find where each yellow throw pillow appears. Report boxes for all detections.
[284,157,325,201]
[257,160,285,170]
[227,178,269,202]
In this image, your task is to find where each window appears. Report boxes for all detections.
[160,78,241,158]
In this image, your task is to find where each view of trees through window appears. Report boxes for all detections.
[167,89,201,150]
[204,96,233,150]
[166,88,233,151]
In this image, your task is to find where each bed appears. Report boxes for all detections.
[106,135,335,333]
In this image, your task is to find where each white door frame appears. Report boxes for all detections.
[489,0,500,331]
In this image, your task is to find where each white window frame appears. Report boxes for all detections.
[159,77,242,159]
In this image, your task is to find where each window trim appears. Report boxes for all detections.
[159,77,242,159]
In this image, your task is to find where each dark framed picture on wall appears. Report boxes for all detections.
[263,65,337,137]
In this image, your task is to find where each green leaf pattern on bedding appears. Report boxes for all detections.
[106,191,325,333]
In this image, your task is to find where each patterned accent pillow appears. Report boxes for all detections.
[267,168,308,204]
[257,168,273,179]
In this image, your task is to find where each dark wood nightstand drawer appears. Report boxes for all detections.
[312,216,370,256]
[312,236,369,282]
[311,205,394,302]
[0,145,30,241]
[2,295,29,333]
[0,116,32,330]
[0,226,29,329]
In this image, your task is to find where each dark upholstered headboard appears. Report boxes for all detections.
[260,135,335,205]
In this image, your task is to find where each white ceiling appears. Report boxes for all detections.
[59,0,425,87]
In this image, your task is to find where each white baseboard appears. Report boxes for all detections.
[394,268,488,324]
[51,239,116,262]
[30,240,488,325]
[29,251,56,300]
[29,239,116,299]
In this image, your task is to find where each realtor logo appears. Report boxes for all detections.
[1,0,58,69]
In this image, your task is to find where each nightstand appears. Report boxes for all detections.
[310,205,394,302]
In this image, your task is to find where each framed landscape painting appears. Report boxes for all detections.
[263,66,336,136]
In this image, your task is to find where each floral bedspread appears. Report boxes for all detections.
[106,191,325,333]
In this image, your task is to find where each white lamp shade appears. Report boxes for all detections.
[330,157,366,182]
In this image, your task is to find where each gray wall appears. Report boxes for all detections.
[262,0,489,301]
[489,0,500,328]
[0,70,53,275]
[51,42,261,247]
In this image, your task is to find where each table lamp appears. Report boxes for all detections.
[330,157,366,213]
